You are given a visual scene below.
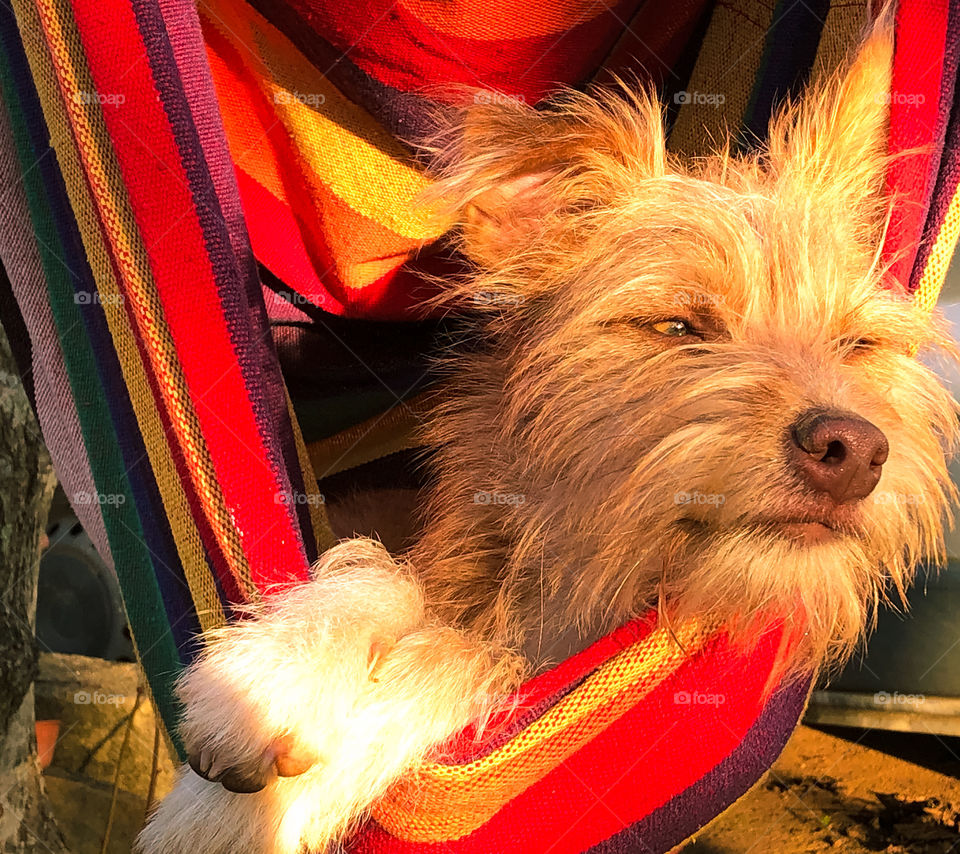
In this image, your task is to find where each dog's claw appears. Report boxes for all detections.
[187,747,213,779]
[218,762,275,794]
[186,737,316,792]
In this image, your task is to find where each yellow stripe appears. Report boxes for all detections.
[373,619,712,842]
[307,393,435,481]
[14,0,228,629]
[26,0,256,603]
[13,0,229,629]
[201,0,450,242]
[668,1,776,156]
[286,388,336,555]
[915,183,960,314]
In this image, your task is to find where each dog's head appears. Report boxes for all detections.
[424,19,959,670]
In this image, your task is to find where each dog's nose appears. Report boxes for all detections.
[787,409,888,504]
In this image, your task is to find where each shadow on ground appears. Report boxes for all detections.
[685,776,959,853]
[813,725,960,781]
[678,726,960,854]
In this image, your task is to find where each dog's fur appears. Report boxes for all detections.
[138,14,960,854]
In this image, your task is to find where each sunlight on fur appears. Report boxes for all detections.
[138,13,959,854]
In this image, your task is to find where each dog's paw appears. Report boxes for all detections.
[188,734,318,793]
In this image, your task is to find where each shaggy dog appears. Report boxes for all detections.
[138,13,959,853]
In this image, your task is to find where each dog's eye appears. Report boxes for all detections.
[651,319,692,337]
[843,337,877,354]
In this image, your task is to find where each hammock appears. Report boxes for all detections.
[0,0,957,850]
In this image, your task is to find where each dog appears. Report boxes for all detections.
[137,13,959,854]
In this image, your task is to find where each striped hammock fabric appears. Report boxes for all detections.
[0,0,958,851]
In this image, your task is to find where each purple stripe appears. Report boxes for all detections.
[0,92,113,566]
[737,0,829,151]
[131,0,320,565]
[586,677,810,854]
[154,0,321,562]
[246,0,442,147]
[156,0,252,278]
[910,0,960,287]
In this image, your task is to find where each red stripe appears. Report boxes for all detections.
[235,169,344,314]
[125,291,246,605]
[351,620,786,853]
[69,0,310,592]
[201,18,344,308]
[40,14,244,604]
[236,168,448,319]
[277,0,646,103]
[36,25,243,609]
[882,0,949,290]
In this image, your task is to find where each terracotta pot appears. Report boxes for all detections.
[34,719,59,770]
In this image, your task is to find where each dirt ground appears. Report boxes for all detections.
[36,652,960,853]
[679,725,960,854]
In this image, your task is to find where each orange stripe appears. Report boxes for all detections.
[397,0,619,40]
[318,189,432,290]
[374,620,711,842]
[200,0,448,240]
[32,0,256,600]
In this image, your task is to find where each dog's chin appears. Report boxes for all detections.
[765,520,840,546]
[664,519,879,674]
[679,516,850,550]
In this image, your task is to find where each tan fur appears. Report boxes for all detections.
[139,15,959,854]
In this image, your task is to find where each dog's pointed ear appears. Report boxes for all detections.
[429,88,667,269]
[767,12,894,234]
[457,169,562,269]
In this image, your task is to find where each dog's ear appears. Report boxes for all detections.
[456,165,562,270]
[430,88,667,269]
[766,12,894,241]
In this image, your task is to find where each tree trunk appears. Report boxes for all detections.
[0,324,67,853]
